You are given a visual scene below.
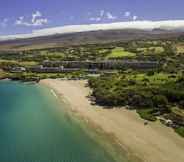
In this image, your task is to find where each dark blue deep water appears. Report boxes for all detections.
[0,80,122,162]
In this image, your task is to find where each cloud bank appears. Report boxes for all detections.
[15,11,48,27]
[89,10,117,22]
[1,20,184,41]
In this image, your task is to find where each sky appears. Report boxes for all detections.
[0,0,184,36]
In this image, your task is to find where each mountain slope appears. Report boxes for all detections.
[1,20,184,51]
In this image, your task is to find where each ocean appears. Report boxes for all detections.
[0,80,126,162]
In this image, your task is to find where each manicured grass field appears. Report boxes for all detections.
[127,72,177,85]
[0,59,38,67]
[40,51,65,57]
[137,46,164,54]
[107,47,136,58]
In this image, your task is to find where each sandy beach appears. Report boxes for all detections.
[40,79,184,162]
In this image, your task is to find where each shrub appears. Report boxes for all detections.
[137,109,157,121]
[175,127,184,137]
[152,95,168,107]
[128,79,136,85]
[130,94,154,108]
[162,89,184,102]
[179,101,184,108]
[147,71,155,76]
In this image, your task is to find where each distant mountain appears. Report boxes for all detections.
[0,20,184,51]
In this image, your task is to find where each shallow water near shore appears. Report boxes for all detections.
[0,80,129,162]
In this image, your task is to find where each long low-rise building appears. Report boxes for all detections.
[42,60,160,70]
[29,65,100,73]
[28,60,160,73]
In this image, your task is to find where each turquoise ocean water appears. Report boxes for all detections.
[0,80,128,162]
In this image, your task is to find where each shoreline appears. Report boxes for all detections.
[40,79,184,162]
[40,80,138,162]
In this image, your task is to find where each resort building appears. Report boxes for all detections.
[42,60,160,70]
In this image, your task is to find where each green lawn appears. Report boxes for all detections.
[106,47,136,58]
[137,47,164,54]
[127,72,176,85]
[0,59,38,67]
[40,51,65,57]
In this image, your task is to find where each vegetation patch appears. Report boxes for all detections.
[0,70,9,79]
[175,127,184,137]
[0,38,184,137]
[175,43,184,54]
[137,109,157,121]
[137,46,164,54]
[171,107,184,118]
[106,47,136,59]
[88,72,184,126]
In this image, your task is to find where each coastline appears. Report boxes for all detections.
[40,79,184,162]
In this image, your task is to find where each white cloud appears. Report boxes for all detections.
[90,10,117,21]
[133,16,138,21]
[124,11,131,17]
[15,11,48,27]
[0,18,8,28]
[15,16,29,26]
[106,12,117,20]
[32,11,42,23]
[100,10,105,17]
[31,18,48,26]
[89,10,104,22]
[89,17,101,22]
[3,20,184,41]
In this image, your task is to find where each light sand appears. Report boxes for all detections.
[40,79,184,162]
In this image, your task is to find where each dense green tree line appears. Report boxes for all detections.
[88,73,184,114]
